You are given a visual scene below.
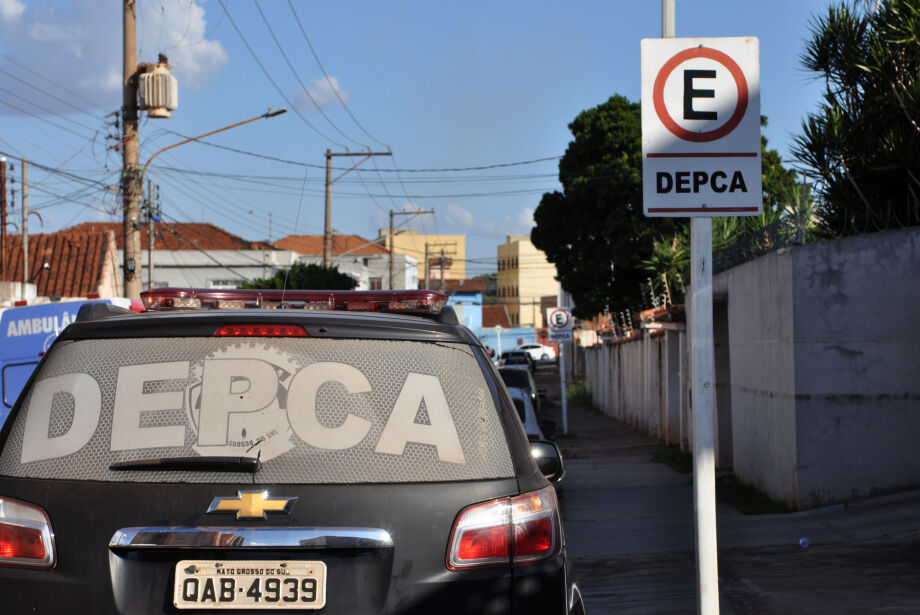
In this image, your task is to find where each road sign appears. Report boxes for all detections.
[546,307,572,342]
[641,37,761,217]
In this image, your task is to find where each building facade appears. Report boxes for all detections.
[378,228,466,282]
[275,234,417,290]
[496,235,558,327]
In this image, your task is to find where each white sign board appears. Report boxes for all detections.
[641,37,761,217]
[546,307,572,342]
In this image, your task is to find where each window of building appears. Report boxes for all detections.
[209,279,240,289]
[369,277,383,290]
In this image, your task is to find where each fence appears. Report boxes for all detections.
[583,325,688,450]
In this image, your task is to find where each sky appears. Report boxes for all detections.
[0,0,837,277]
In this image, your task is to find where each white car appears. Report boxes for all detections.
[507,387,545,440]
[517,343,556,361]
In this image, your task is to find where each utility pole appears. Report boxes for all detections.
[122,0,142,301]
[0,157,6,279]
[147,179,155,290]
[324,150,392,268]
[388,209,433,290]
[423,243,430,290]
[20,159,28,301]
[421,241,456,292]
[439,249,446,292]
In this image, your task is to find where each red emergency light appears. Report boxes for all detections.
[140,288,449,316]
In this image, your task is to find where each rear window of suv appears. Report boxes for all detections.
[0,337,514,484]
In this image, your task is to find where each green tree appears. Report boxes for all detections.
[241,262,358,290]
[531,95,679,317]
[792,0,920,237]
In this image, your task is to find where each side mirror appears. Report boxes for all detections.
[537,386,547,397]
[530,440,565,483]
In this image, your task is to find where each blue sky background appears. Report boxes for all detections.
[0,0,835,275]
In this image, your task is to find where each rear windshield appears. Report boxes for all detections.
[0,337,514,484]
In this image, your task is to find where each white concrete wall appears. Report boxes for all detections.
[790,228,920,507]
[713,249,798,505]
[584,328,685,449]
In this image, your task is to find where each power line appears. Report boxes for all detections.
[253,0,365,148]
[0,84,103,134]
[0,66,107,125]
[0,53,108,112]
[287,0,386,148]
[215,0,347,147]
[0,96,98,142]
[151,128,562,173]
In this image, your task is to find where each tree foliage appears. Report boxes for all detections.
[241,262,358,290]
[531,95,679,317]
[532,95,801,317]
[792,0,920,237]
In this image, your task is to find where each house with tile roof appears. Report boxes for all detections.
[63,221,295,290]
[0,230,121,305]
[274,234,417,290]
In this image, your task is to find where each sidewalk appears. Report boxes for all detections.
[540,379,920,614]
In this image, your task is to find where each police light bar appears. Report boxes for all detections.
[140,288,449,315]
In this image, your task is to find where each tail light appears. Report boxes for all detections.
[214,324,308,337]
[0,497,55,569]
[447,486,559,570]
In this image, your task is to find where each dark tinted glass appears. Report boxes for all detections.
[499,369,530,389]
[512,398,526,423]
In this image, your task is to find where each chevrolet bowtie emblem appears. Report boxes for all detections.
[207,491,298,519]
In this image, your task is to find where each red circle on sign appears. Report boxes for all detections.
[549,309,569,328]
[652,47,748,143]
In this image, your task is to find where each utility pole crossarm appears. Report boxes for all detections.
[323,149,393,268]
[387,209,434,290]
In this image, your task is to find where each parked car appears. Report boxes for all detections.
[517,343,557,361]
[507,387,544,440]
[0,288,582,615]
[500,349,535,372]
[498,366,543,414]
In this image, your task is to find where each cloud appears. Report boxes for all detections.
[295,76,349,112]
[0,0,24,21]
[138,0,227,91]
[516,207,535,231]
[0,0,226,114]
[445,203,475,229]
[442,204,534,237]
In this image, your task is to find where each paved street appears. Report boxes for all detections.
[534,368,920,614]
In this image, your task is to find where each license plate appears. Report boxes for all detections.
[174,560,327,610]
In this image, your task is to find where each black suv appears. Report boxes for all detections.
[0,289,583,614]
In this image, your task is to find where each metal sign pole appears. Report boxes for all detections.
[559,343,568,434]
[660,2,720,613]
[691,217,719,615]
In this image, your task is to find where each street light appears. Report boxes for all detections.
[127,108,287,296]
[141,108,287,180]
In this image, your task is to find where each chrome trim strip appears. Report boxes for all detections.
[108,527,392,550]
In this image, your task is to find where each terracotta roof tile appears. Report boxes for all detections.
[65,221,275,251]
[420,278,486,294]
[482,304,512,328]
[1,231,115,297]
[274,234,387,256]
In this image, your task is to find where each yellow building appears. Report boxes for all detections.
[378,228,466,283]
[497,235,558,327]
